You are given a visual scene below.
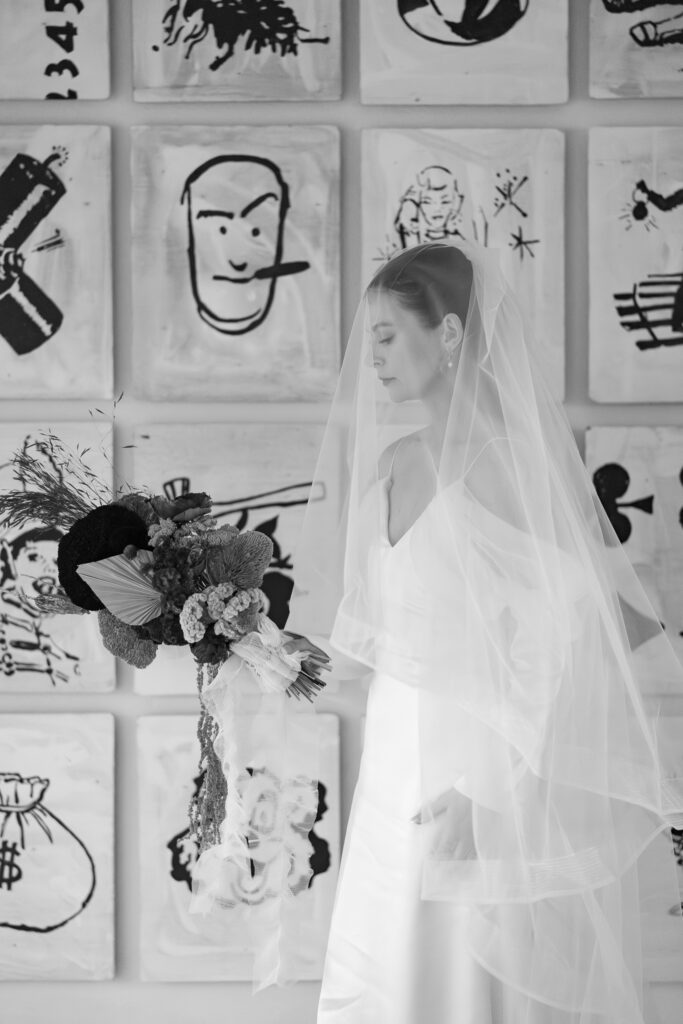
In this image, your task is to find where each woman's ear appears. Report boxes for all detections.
[441,313,463,351]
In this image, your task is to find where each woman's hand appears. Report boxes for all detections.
[284,633,371,681]
[411,787,477,859]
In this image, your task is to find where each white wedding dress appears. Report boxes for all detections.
[316,474,504,1023]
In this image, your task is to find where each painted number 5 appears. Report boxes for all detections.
[45,0,84,12]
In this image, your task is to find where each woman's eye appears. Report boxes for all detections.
[378,336,393,345]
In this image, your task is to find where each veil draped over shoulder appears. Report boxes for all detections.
[286,240,683,1021]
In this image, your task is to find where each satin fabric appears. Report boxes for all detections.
[318,478,498,1023]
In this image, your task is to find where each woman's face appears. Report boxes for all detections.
[368,290,443,403]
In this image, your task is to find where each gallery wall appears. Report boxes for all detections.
[1,2,683,1022]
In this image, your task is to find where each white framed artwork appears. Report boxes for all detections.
[640,715,683,982]
[138,712,340,981]
[360,0,568,105]
[590,0,683,99]
[363,128,565,399]
[131,124,340,402]
[131,422,338,694]
[584,426,683,695]
[0,0,110,100]
[589,128,683,403]
[133,0,341,101]
[0,713,114,980]
[0,125,113,399]
[0,422,115,693]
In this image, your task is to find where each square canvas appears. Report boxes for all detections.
[0,422,115,693]
[640,715,683,981]
[0,0,109,100]
[131,125,340,401]
[363,128,565,399]
[589,128,683,403]
[0,713,114,980]
[360,0,568,105]
[590,0,683,99]
[584,426,683,695]
[131,422,338,694]
[133,0,341,101]
[0,125,112,399]
[138,712,340,981]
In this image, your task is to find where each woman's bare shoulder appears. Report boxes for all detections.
[378,430,425,478]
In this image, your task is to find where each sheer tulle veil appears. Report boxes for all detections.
[286,239,683,1021]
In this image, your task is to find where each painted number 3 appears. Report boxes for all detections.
[44,0,84,99]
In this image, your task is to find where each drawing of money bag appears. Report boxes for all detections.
[0,772,96,932]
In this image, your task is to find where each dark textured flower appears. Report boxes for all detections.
[57,505,150,611]
[205,530,273,588]
[113,492,158,526]
[136,610,187,646]
[98,609,157,668]
[150,491,211,521]
[190,634,228,665]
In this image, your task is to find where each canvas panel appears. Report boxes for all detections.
[0,421,115,693]
[0,0,110,100]
[131,125,340,401]
[590,0,683,99]
[584,425,683,695]
[360,0,568,105]
[0,713,114,979]
[133,0,341,101]
[363,127,565,399]
[589,127,683,402]
[138,712,340,980]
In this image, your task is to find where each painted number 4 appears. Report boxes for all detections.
[44,0,84,99]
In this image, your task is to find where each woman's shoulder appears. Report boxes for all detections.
[377,429,425,478]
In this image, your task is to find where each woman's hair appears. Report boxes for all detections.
[366,242,473,330]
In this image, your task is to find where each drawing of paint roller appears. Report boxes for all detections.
[0,152,66,356]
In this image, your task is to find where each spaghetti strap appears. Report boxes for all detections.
[387,436,406,482]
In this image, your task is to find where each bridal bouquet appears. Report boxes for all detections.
[0,427,329,855]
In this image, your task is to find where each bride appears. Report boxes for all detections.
[284,239,683,1023]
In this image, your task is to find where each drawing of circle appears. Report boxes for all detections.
[399,0,530,45]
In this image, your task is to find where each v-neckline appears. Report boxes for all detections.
[380,473,437,551]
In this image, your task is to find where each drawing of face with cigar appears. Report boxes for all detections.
[181,155,309,335]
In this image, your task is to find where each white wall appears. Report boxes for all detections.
[2,1,682,1021]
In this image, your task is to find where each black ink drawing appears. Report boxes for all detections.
[181,155,309,336]
[0,436,83,686]
[614,179,683,350]
[160,0,330,71]
[398,0,529,46]
[393,166,466,248]
[381,162,539,265]
[0,771,96,932]
[592,456,683,641]
[169,765,331,906]
[602,0,683,49]
[158,474,326,627]
[0,150,68,357]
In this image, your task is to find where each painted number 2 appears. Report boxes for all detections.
[44,0,84,99]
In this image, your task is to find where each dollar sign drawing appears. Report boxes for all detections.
[0,838,23,890]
